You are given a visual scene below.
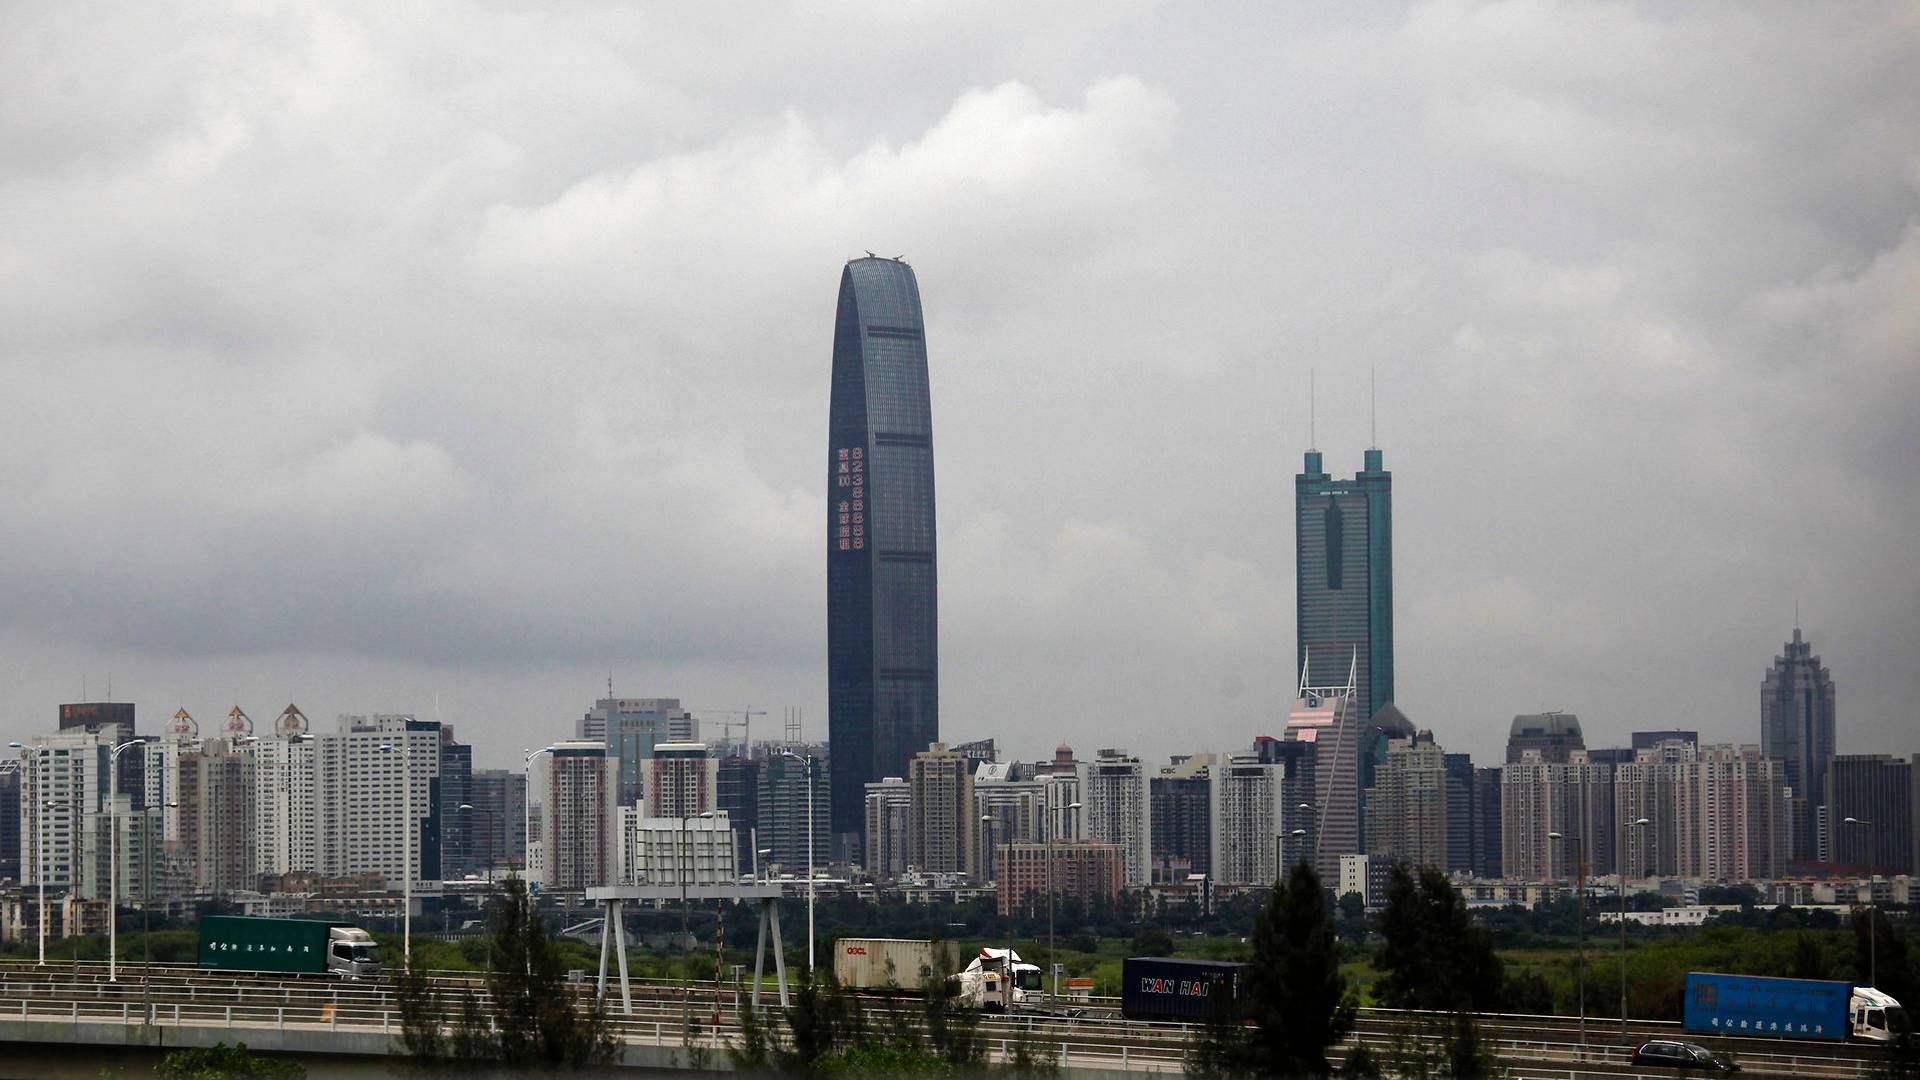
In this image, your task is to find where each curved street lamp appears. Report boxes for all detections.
[1620,816,1652,1035]
[8,742,46,966]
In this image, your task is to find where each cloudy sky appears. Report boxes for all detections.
[2,2,1916,772]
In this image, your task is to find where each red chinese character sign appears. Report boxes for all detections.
[834,446,865,551]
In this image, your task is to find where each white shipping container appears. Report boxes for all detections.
[833,937,952,991]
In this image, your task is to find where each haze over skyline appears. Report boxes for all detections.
[2,3,1916,771]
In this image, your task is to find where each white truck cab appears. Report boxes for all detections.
[1851,986,1908,1042]
[327,926,383,979]
[953,947,1043,1011]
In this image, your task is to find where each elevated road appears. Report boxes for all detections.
[0,961,1891,1076]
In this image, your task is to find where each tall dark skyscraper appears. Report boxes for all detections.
[1762,626,1836,862]
[827,256,938,857]
[1295,448,1393,728]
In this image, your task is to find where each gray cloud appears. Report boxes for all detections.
[0,2,1915,771]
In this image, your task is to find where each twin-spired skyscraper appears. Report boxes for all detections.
[827,257,939,858]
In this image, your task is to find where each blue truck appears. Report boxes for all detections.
[1682,972,1853,1041]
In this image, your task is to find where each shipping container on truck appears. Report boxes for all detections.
[1121,957,1247,1021]
[197,916,382,978]
[833,937,956,992]
[1683,972,1852,1041]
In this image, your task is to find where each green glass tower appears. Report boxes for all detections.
[1295,447,1393,726]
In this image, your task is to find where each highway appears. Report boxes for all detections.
[0,960,1891,1076]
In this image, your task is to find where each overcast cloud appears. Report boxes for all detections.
[2,1,1915,771]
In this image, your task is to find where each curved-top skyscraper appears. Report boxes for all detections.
[827,256,938,859]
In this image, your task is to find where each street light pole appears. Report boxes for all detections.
[106,738,140,982]
[781,751,817,975]
[1548,829,1583,1044]
[1048,798,1084,1001]
[1620,817,1651,1035]
[381,739,414,966]
[1843,817,1876,988]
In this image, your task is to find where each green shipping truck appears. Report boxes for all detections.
[197,916,382,978]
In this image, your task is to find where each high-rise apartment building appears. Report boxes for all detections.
[1825,755,1912,877]
[973,763,1044,884]
[20,730,113,893]
[908,742,973,877]
[1762,628,1836,863]
[645,742,717,819]
[1617,741,1787,882]
[1365,732,1449,872]
[864,777,912,881]
[244,734,316,879]
[827,256,940,856]
[758,752,829,873]
[543,740,618,890]
[314,715,442,890]
[1210,754,1289,887]
[1082,749,1152,887]
[172,739,257,897]
[1295,448,1392,728]
[583,698,693,806]
[1500,749,1613,882]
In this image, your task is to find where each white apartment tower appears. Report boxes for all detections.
[1210,754,1286,887]
[1082,749,1152,887]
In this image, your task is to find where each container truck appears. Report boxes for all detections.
[952,947,1042,1011]
[197,915,382,979]
[833,938,958,992]
[1683,972,1858,1041]
[1120,957,1248,1021]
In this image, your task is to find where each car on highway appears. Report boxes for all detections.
[1629,1039,1739,1072]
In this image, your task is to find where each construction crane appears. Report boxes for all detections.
[693,706,766,756]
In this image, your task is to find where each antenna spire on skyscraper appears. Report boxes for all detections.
[1308,369,1317,451]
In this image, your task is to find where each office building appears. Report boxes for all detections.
[1500,749,1613,883]
[827,256,940,856]
[907,742,973,877]
[1338,852,1393,909]
[1151,760,1215,881]
[1506,712,1586,765]
[758,752,828,873]
[616,810,736,886]
[542,740,619,890]
[997,841,1125,917]
[583,697,694,806]
[1364,732,1448,872]
[864,777,912,881]
[1284,657,1363,877]
[1473,766,1503,879]
[1632,730,1698,751]
[1295,447,1393,729]
[1825,755,1912,876]
[716,754,762,874]
[314,715,442,890]
[1442,753,1476,876]
[469,768,527,872]
[1762,627,1837,863]
[645,742,717,819]
[437,728,475,878]
[1082,749,1152,887]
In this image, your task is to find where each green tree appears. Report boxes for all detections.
[155,1042,305,1079]
[1375,863,1503,1078]
[1187,861,1356,1078]
[392,877,618,1071]
[1855,908,1916,1005]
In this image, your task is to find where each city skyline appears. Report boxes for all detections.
[0,5,1916,776]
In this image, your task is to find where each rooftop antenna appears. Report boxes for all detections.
[1369,366,1378,450]
[1309,369,1318,451]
